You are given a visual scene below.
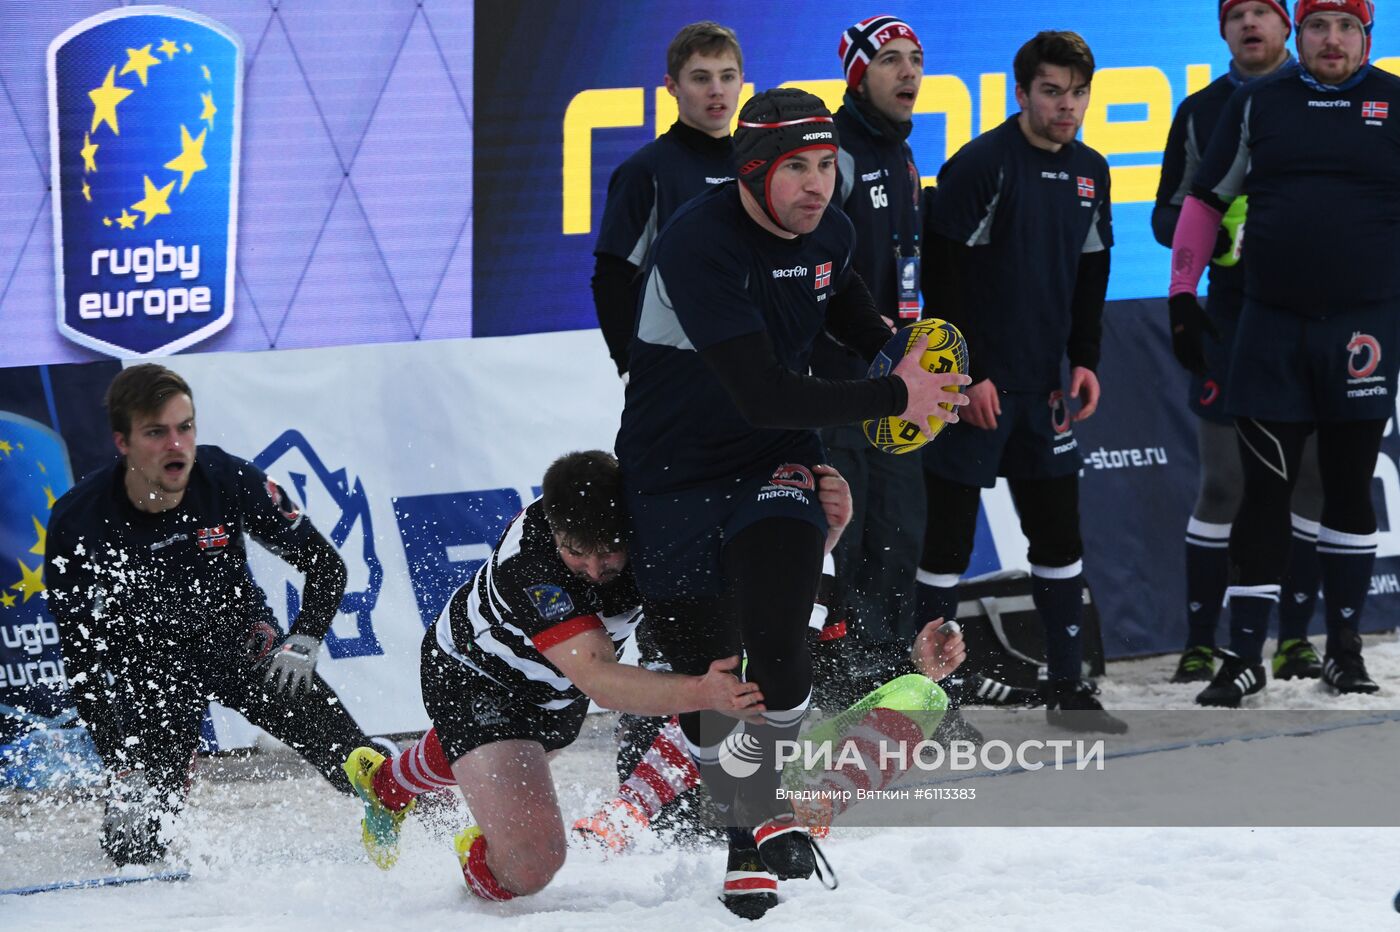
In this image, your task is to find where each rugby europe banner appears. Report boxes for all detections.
[1,2,472,367]
[49,7,243,357]
[0,414,75,747]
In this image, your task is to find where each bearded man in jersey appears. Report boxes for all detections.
[343,451,763,900]
[1154,0,1327,687]
[1170,0,1396,705]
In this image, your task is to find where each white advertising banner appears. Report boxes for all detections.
[168,331,625,744]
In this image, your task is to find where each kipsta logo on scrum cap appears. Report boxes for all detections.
[47,7,243,358]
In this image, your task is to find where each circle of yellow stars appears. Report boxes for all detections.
[81,37,219,230]
[0,438,56,611]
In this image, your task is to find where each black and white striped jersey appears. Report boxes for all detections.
[432,499,642,708]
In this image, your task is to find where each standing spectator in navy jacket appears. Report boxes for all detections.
[592,21,743,379]
[810,14,927,656]
[917,32,1125,733]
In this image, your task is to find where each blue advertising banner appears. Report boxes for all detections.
[987,300,1400,658]
[0,413,75,745]
[48,7,242,357]
[473,0,1400,338]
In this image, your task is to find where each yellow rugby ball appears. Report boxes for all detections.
[861,318,969,454]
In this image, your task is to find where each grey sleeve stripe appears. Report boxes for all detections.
[964,166,1003,246]
[1211,97,1252,203]
[1168,115,1200,208]
[838,147,857,205]
[635,267,694,351]
[1083,204,1107,253]
[625,178,661,266]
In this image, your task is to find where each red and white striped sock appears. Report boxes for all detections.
[801,707,928,822]
[616,717,699,820]
[371,728,457,813]
[461,832,515,902]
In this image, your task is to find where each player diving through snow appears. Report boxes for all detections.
[342,449,966,914]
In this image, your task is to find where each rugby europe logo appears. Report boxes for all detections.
[48,7,243,357]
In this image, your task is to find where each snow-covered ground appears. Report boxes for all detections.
[6,635,1400,930]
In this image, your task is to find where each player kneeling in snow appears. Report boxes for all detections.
[344,451,788,900]
[45,364,378,866]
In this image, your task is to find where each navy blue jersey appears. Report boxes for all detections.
[927,116,1113,392]
[812,103,922,379]
[433,499,641,709]
[594,120,735,266]
[44,445,329,665]
[1192,65,1400,317]
[617,183,858,493]
[834,104,921,318]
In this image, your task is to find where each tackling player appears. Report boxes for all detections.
[342,452,935,915]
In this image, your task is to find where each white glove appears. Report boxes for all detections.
[264,634,321,696]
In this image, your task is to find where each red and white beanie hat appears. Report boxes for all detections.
[838,15,922,91]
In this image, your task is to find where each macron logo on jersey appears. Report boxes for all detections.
[815,262,832,289]
[772,265,808,279]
